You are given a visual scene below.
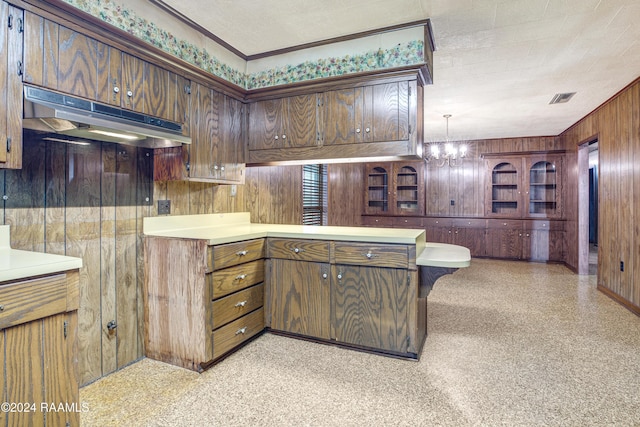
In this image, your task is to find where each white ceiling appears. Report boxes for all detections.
[159,0,640,142]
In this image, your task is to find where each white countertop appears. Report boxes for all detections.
[0,225,83,283]
[144,213,471,268]
[416,242,471,268]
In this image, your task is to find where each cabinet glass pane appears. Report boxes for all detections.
[491,162,519,214]
[396,165,419,212]
[367,167,389,213]
[529,161,557,215]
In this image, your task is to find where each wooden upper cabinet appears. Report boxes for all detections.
[248,93,320,150]
[186,82,245,184]
[485,153,563,219]
[323,80,413,145]
[364,161,424,216]
[0,2,24,169]
[23,15,184,124]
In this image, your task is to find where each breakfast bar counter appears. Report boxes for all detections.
[143,213,469,371]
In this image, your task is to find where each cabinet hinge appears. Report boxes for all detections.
[17,17,23,33]
[185,162,190,172]
[6,136,11,153]
[408,86,412,97]
[184,85,191,95]
[408,125,412,135]
[407,276,411,286]
[63,320,68,338]
[7,13,12,29]
[17,60,23,77]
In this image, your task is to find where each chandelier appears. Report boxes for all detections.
[424,114,467,167]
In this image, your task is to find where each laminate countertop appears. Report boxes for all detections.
[0,225,83,283]
[144,213,471,268]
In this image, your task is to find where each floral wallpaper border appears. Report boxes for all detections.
[62,0,425,90]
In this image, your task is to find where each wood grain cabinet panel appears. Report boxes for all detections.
[267,238,330,262]
[248,94,320,151]
[0,2,23,169]
[145,237,265,371]
[364,161,425,216]
[267,259,331,340]
[333,264,411,354]
[0,271,80,427]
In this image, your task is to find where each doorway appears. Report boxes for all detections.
[578,139,598,275]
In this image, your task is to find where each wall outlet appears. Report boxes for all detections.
[450,199,455,206]
[230,184,237,197]
[157,200,171,215]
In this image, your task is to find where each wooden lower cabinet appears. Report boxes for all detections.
[266,238,425,359]
[0,271,80,427]
[333,264,412,354]
[144,237,265,371]
[486,219,564,261]
[267,259,331,339]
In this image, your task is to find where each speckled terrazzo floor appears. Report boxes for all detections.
[80,259,640,426]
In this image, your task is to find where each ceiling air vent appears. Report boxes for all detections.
[549,92,576,104]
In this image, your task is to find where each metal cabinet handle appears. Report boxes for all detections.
[235,327,247,335]
[274,135,279,140]
[337,273,343,280]
[364,251,376,259]
[235,274,247,280]
[292,247,305,254]
[322,273,328,279]
[236,250,248,256]
[113,86,120,93]
[0,304,4,311]
[282,134,287,139]
[127,90,133,97]
[235,300,247,307]
[365,127,370,133]
[356,128,361,133]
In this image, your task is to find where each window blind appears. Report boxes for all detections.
[302,164,327,225]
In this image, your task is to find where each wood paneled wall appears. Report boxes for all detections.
[561,78,640,313]
[2,134,302,386]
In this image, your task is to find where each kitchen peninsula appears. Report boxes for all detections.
[143,213,469,371]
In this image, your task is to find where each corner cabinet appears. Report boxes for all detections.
[485,152,563,219]
[246,73,424,165]
[0,2,23,169]
[365,161,425,216]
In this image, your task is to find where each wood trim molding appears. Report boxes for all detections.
[480,149,567,158]
[597,285,640,318]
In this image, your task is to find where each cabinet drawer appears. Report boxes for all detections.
[526,220,564,231]
[213,307,264,359]
[361,216,394,227]
[209,239,265,271]
[487,219,523,229]
[391,217,423,227]
[267,238,330,262]
[213,284,264,329]
[452,218,487,228]
[333,242,409,269]
[210,260,264,299]
[0,274,67,329]
[424,218,453,228]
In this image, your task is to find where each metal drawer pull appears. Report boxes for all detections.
[236,274,247,280]
[337,273,343,280]
[235,327,247,335]
[235,300,247,307]
[0,304,4,312]
[322,273,328,279]
[364,251,376,259]
[292,247,305,253]
[236,250,248,256]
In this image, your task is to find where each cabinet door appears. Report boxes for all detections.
[0,2,23,169]
[487,220,523,259]
[121,53,144,112]
[393,162,425,215]
[248,98,285,150]
[360,81,410,143]
[333,265,409,353]
[323,88,357,145]
[486,158,523,217]
[57,26,99,100]
[525,155,562,218]
[96,45,122,107]
[364,163,391,214]
[143,62,170,120]
[219,94,245,182]
[268,259,330,340]
[285,93,320,148]
[523,221,564,261]
[174,74,191,137]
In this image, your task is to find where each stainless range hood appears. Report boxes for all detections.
[23,85,191,148]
